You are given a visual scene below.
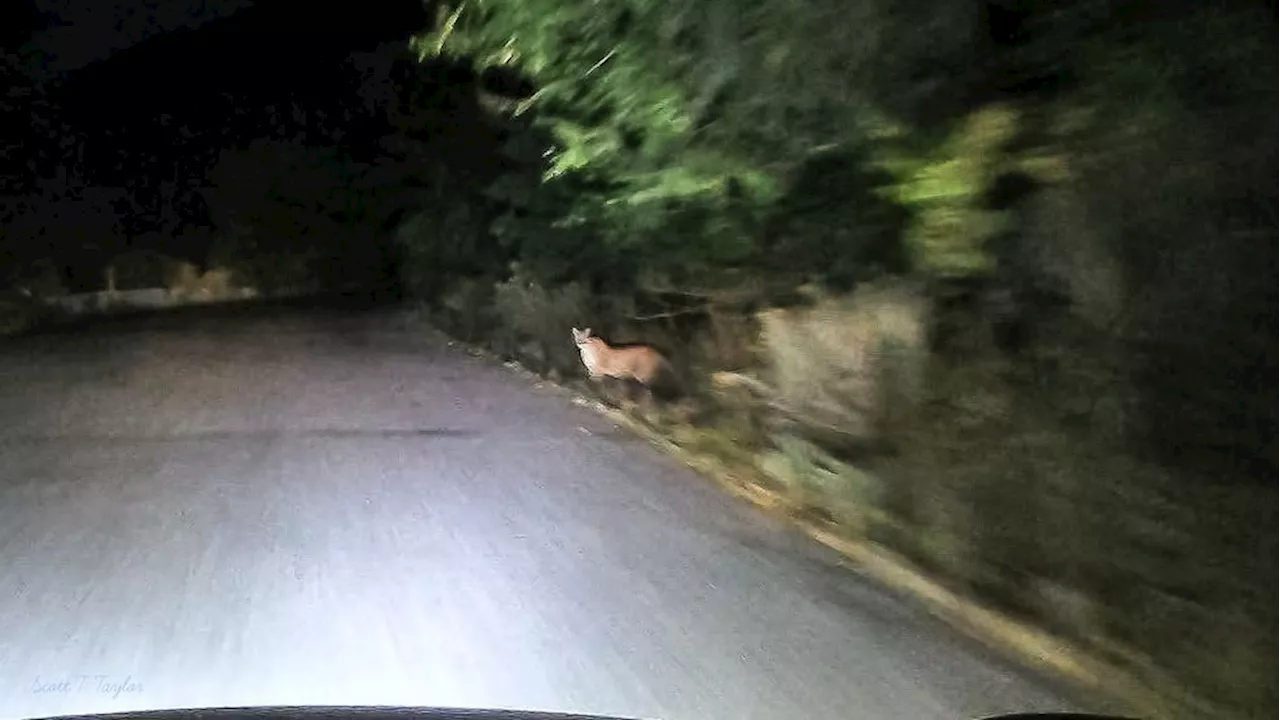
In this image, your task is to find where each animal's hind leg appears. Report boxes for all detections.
[619,376,640,409]
[635,382,660,421]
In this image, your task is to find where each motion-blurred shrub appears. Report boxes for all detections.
[437,277,496,344]
[206,227,318,295]
[110,249,174,291]
[760,433,884,532]
[0,291,40,335]
[491,264,591,376]
[4,258,67,298]
[165,262,239,301]
[396,204,491,299]
[757,280,929,450]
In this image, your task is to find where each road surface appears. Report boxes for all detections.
[0,301,1085,720]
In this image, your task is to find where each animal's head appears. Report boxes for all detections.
[571,327,594,347]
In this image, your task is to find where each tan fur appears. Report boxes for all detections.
[571,327,668,386]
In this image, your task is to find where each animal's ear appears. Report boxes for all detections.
[583,327,592,336]
[571,327,584,342]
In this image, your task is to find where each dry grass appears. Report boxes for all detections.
[166,262,238,300]
[758,279,929,444]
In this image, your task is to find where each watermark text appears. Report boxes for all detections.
[30,675,143,700]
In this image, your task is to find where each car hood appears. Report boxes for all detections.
[24,705,1137,720]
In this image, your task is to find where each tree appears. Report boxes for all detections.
[200,139,385,291]
[411,0,1001,290]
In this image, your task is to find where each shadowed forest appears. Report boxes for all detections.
[0,0,1275,717]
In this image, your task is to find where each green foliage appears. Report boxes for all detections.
[761,432,884,528]
[878,105,1022,277]
[412,0,974,285]
[395,202,491,297]
[764,150,910,289]
[415,0,714,207]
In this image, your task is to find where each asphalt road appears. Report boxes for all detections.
[0,301,1085,720]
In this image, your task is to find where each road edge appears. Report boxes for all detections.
[578,399,1181,719]
[420,319,1207,720]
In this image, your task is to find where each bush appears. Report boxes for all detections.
[4,258,67,298]
[396,204,493,299]
[0,292,39,335]
[436,277,497,343]
[757,280,929,449]
[750,287,1275,718]
[110,249,183,291]
[760,433,885,531]
[491,265,591,376]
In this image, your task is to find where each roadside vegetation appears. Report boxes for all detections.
[394,1,1277,718]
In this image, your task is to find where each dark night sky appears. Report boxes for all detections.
[48,1,426,162]
[2,0,453,272]
[13,0,255,76]
[7,0,427,75]
[23,0,432,150]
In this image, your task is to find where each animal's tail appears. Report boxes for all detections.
[651,354,690,401]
